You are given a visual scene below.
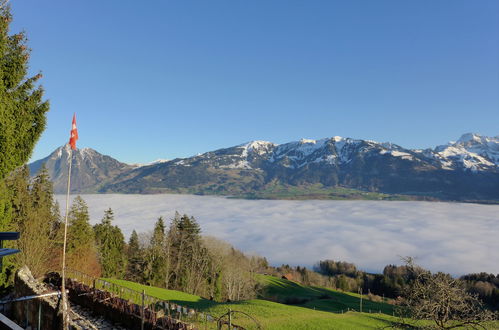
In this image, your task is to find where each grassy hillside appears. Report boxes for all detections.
[259,275,394,315]
[105,277,406,329]
[104,277,499,329]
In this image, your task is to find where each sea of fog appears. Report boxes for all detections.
[55,194,499,276]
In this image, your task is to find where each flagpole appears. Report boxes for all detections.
[61,145,73,329]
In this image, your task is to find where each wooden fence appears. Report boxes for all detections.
[64,268,219,329]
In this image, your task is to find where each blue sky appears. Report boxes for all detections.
[10,0,499,164]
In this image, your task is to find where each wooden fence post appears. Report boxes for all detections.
[141,289,145,330]
[38,300,42,329]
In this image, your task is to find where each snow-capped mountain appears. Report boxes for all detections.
[29,145,132,193]
[433,133,499,171]
[29,134,499,201]
[151,133,497,172]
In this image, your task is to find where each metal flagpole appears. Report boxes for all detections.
[61,146,73,329]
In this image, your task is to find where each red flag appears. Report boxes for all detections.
[69,114,78,150]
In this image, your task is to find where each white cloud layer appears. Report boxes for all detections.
[56,194,499,276]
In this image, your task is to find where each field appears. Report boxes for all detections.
[104,276,499,329]
[232,183,413,201]
[258,275,395,315]
[105,276,408,329]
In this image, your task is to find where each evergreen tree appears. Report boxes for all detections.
[66,196,101,276]
[151,216,165,248]
[94,208,126,278]
[0,4,49,181]
[125,230,143,282]
[144,217,167,286]
[168,213,207,293]
[30,165,60,240]
[0,3,48,287]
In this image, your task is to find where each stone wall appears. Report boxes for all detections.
[12,266,98,330]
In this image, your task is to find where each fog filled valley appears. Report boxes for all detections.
[56,194,499,276]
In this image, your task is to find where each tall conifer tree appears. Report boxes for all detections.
[0,4,49,181]
[94,208,126,278]
[125,230,143,281]
[144,217,167,286]
[66,196,101,276]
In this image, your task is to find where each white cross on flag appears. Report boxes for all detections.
[69,114,78,150]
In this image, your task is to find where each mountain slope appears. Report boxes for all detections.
[99,133,499,201]
[29,145,132,193]
[29,133,499,201]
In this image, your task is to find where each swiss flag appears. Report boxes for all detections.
[69,114,78,150]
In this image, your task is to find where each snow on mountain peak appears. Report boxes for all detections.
[300,138,316,144]
[80,147,96,160]
[130,159,170,168]
[457,133,483,144]
[433,133,499,171]
[238,141,276,157]
[245,140,275,149]
[53,144,73,160]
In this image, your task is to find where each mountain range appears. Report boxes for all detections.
[28,133,499,202]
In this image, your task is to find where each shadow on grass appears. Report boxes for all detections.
[260,275,395,316]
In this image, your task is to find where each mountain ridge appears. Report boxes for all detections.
[29,133,499,201]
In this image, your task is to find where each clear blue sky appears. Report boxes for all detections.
[10,0,499,164]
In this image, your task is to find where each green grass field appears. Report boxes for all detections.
[104,276,406,329]
[259,275,394,315]
[103,276,498,329]
[234,183,409,201]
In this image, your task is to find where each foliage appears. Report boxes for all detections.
[93,208,126,278]
[125,230,143,282]
[316,260,359,277]
[66,196,101,276]
[143,216,168,287]
[0,4,49,181]
[126,213,260,302]
[13,166,59,277]
[0,166,59,284]
[461,273,499,310]
[0,3,48,289]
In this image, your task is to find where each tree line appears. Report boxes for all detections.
[263,259,499,311]
[125,214,264,301]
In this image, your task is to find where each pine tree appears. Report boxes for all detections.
[0,4,49,181]
[125,230,143,282]
[66,196,101,276]
[144,217,167,286]
[168,213,207,294]
[94,208,126,278]
[0,1,49,287]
